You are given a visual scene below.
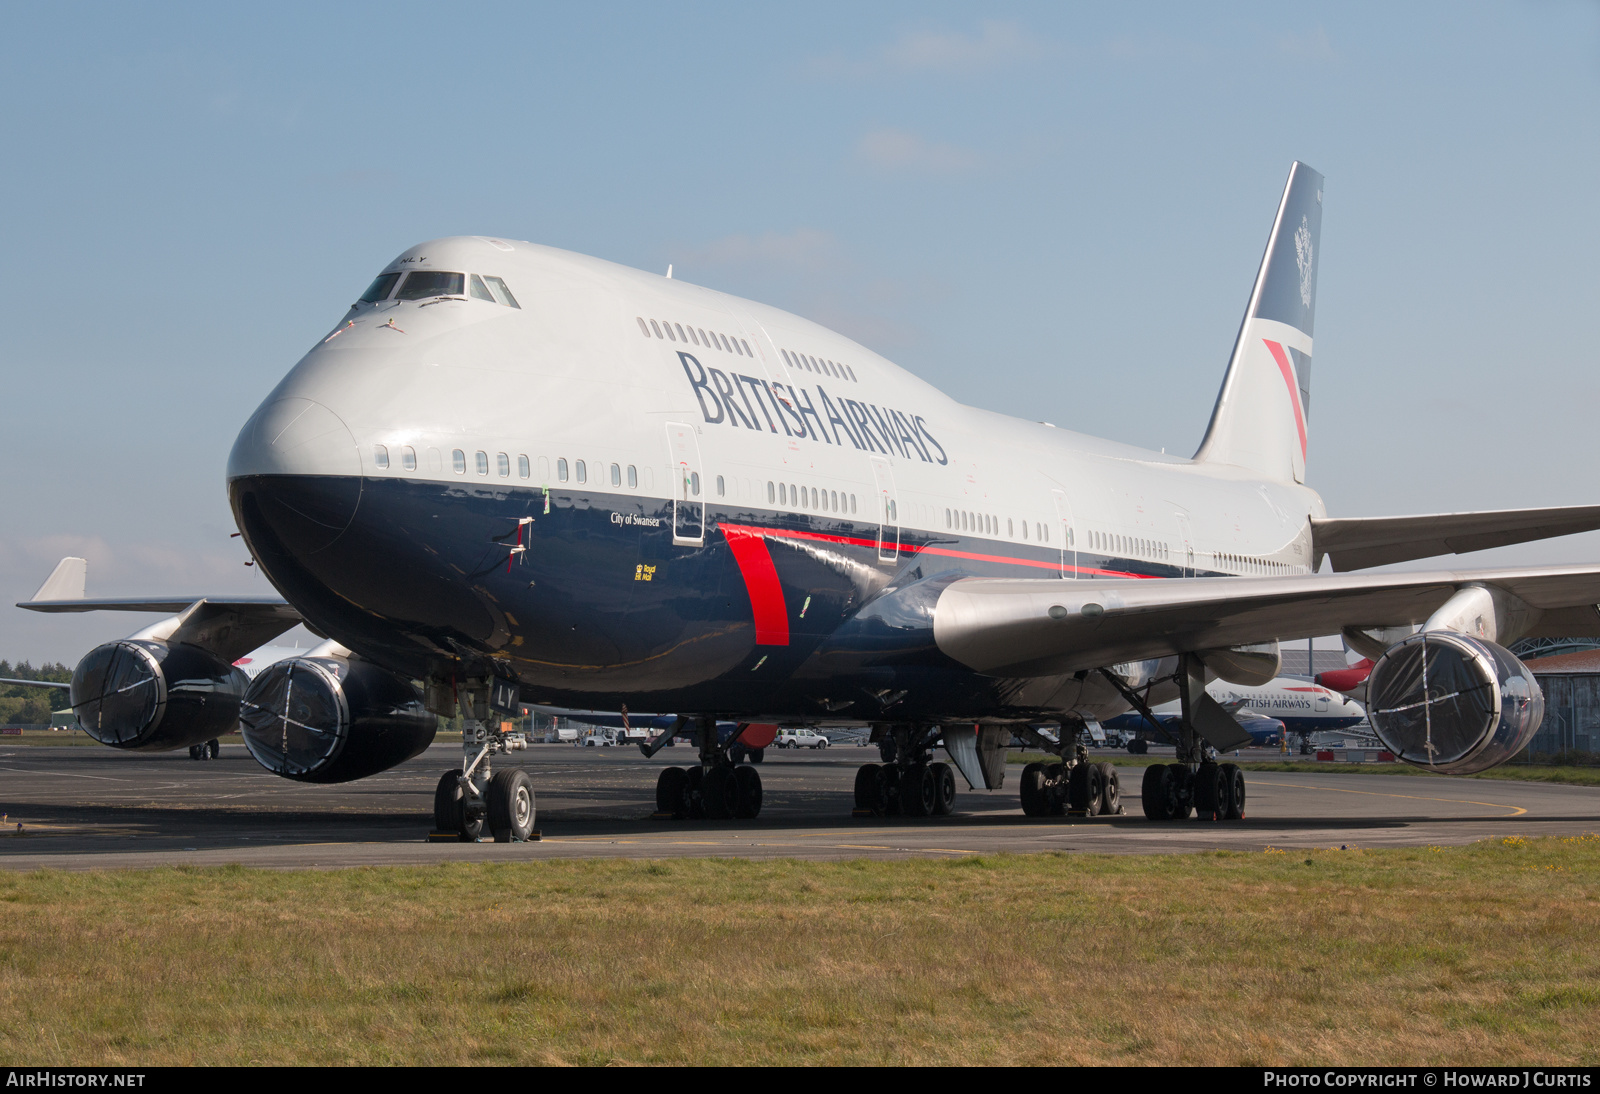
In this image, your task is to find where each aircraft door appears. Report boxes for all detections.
[869,456,899,563]
[1051,490,1076,578]
[1315,694,1330,714]
[665,423,704,546]
[1175,512,1195,577]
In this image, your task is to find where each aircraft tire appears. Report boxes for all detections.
[1222,764,1246,820]
[702,766,736,820]
[1167,763,1193,819]
[1069,761,1104,815]
[733,764,763,819]
[901,763,933,817]
[931,762,957,815]
[434,769,483,842]
[487,768,536,843]
[1020,762,1049,817]
[685,766,706,819]
[878,739,897,764]
[750,748,765,764]
[853,764,881,814]
[656,766,689,818]
[1140,763,1170,820]
[1098,763,1120,814]
[1192,762,1222,820]
[879,763,902,816]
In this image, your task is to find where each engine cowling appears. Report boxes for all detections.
[1367,631,1543,774]
[70,639,248,750]
[239,656,436,783]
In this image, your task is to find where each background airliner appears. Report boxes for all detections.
[23,162,1600,838]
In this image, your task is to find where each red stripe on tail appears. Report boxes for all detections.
[1263,339,1308,459]
[720,524,790,646]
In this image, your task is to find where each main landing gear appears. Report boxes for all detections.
[652,716,764,820]
[1015,728,1123,818]
[1100,654,1250,823]
[432,681,537,843]
[852,725,958,818]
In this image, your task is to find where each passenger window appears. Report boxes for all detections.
[398,271,465,300]
[698,329,710,346]
[945,509,951,528]
[831,490,838,511]
[847,366,857,381]
[850,494,857,514]
[1007,518,1013,537]
[483,277,520,308]
[1022,521,1029,540]
[691,472,701,496]
[476,451,489,476]
[675,324,688,342]
[557,458,569,482]
[688,328,700,346]
[610,463,621,486]
[628,465,637,488]
[359,272,401,303]
[452,449,466,474]
[718,333,732,352]
[637,317,650,337]
[663,322,676,341]
[576,460,587,484]
[373,445,389,470]
[740,339,752,356]
[402,446,417,471]
[518,454,530,479]
[650,320,663,338]
[778,483,786,504]
[717,475,725,497]
[889,499,897,520]
[497,452,510,477]
[470,275,495,302]
[781,349,793,367]
[768,482,776,503]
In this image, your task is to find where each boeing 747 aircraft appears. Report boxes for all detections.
[24,163,1600,837]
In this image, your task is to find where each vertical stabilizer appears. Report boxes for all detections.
[1193,162,1322,483]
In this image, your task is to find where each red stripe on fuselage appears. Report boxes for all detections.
[716,522,1157,580]
[719,524,790,645]
[1263,339,1308,459]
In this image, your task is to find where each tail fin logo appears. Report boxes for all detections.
[1294,216,1314,308]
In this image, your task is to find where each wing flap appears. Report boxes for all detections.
[1312,506,1600,572]
[932,565,1600,678]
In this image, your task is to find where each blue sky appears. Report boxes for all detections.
[1,2,1596,661]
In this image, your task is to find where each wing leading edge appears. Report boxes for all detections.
[931,565,1600,678]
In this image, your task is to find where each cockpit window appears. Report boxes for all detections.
[396,271,465,301]
[483,276,521,309]
[359,272,401,303]
[469,274,495,302]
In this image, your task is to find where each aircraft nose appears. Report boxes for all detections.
[227,397,363,555]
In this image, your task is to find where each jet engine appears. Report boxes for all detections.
[1366,631,1543,774]
[71,639,248,750]
[239,656,436,783]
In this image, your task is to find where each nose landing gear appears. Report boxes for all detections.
[430,679,537,843]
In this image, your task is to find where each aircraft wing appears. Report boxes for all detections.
[1311,506,1600,572]
[16,557,302,663]
[931,564,1600,678]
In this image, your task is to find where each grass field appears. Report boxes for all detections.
[2,836,1598,1065]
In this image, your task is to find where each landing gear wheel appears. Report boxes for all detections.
[1193,762,1222,821]
[1020,762,1049,817]
[879,763,902,816]
[1221,763,1246,820]
[1167,763,1193,820]
[1128,738,1149,755]
[931,762,956,815]
[656,767,689,819]
[1097,763,1120,814]
[733,765,763,819]
[854,764,882,815]
[878,738,897,764]
[1069,761,1104,815]
[901,763,934,817]
[1046,764,1067,816]
[749,748,765,764]
[685,766,707,819]
[487,768,536,842]
[434,769,483,842]
[207,738,220,759]
[701,766,737,820]
[1140,763,1171,820]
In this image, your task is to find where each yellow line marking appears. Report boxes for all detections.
[1253,778,1528,816]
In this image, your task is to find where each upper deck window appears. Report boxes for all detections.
[359,272,401,303]
[398,271,464,300]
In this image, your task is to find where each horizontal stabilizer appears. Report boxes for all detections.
[18,594,293,614]
[1312,505,1600,572]
[0,677,70,690]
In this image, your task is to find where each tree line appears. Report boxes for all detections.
[0,661,72,726]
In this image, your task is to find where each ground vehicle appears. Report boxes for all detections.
[778,729,829,749]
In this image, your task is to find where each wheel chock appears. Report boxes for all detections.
[426,831,458,842]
